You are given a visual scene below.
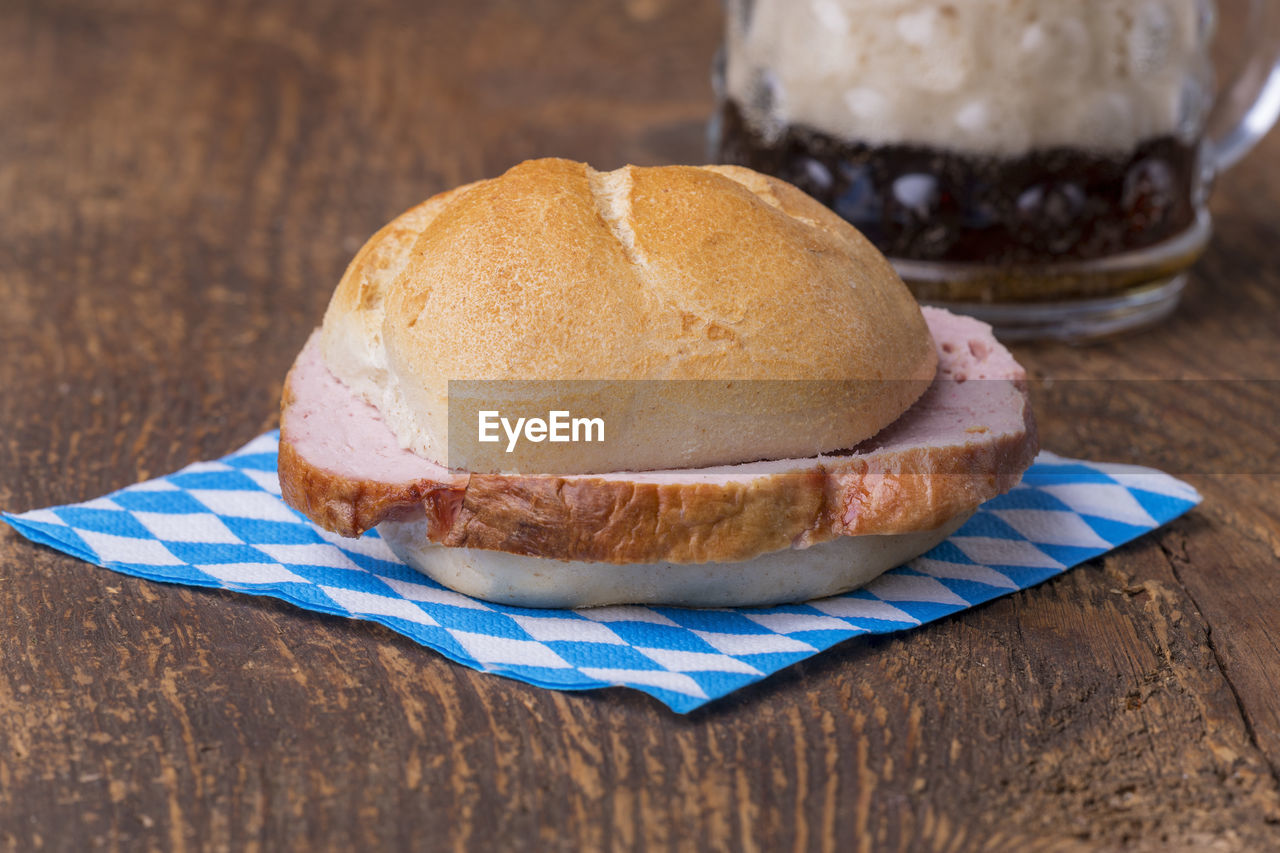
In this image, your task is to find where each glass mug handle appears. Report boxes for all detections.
[1206,0,1280,173]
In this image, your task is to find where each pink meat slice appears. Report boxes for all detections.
[278,307,1037,563]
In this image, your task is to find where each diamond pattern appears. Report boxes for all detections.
[809,596,920,626]
[72,529,184,566]
[912,558,1019,590]
[1,432,1201,713]
[189,489,300,522]
[865,573,970,606]
[691,630,817,657]
[132,511,241,544]
[1036,482,1158,528]
[992,509,1112,549]
[196,562,311,586]
[449,630,573,670]
[636,647,764,675]
[512,615,628,645]
[319,586,439,626]
[948,536,1066,570]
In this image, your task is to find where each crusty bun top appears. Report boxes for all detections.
[320,158,938,475]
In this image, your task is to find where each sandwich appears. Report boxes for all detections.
[278,158,1037,607]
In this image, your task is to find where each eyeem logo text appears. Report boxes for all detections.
[478,411,605,453]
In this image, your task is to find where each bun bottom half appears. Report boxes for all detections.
[377,511,972,608]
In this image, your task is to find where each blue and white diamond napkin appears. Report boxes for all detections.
[2,432,1200,712]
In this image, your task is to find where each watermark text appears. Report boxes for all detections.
[478,410,605,453]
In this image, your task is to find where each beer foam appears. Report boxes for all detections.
[725,0,1213,156]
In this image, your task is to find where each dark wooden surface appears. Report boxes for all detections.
[3,1,1279,850]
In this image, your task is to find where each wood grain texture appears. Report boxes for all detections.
[2,0,1279,849]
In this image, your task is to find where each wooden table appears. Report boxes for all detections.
[3,2,1279,849]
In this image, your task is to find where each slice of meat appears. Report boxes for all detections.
[278,307,1038,564]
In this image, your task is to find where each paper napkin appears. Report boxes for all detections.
[3,432,1200,712]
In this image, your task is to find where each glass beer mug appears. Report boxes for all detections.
[710,0,1280,339]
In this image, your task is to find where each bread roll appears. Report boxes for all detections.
[320,158,937,475]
